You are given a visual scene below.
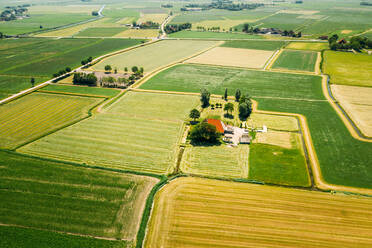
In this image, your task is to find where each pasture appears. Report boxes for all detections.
[323,51,372,87]
[141,64,372,189]
[145,177,372,247]
[0,226,127,248]
[286,42,329,51]
[168,30,262,39]
[250,13,314,31]
[0,92,102,149]
[331,85,372,137]
[75,27,128,37]
[40,84,120,98]
[221,40,285,51]
[181,145,249,179]
[19,92,199,174]
[0,150,158,241]
[272,50,318,72]
[91,40,219,73]
[0,75,48,100]
[248,113,299,132]
[186,47,274,69]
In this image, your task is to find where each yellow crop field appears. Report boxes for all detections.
[186,47,274,69]
[145,177,372,248]
[331,84,372,137]
[0,92,102,149]
[286,42,329,51]
[113,28,159,38]
[138,14,167,24]
[254,130,301,149]
[248,113,299,132]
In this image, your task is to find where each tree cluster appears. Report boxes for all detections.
[140,21,160,29]
[328,34,372,51]
[161,4,173,8]
[0,32,4,39]
[1,6,28,21]
[164,23,192,34]
[92,11,99,16]
[101,76,131,89]
[360,2,372,6]
[200,89,211,108]
[241,23,301,37]
[73,73,97,86]
[81,56,93,66]
[238,92,252,120]
[53,67,72,78]
[189,122,221,144]
[183,1,263,11]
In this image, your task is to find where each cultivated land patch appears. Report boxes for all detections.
[0,150,158,242]
[113,29,159,38]
[141,64,372,189]
[286,42,329,51]
[168,30,262,39]
[272,49,318,72]
[248,113,299,132]
[323,51,372,87]
[75,27,128,37]
[331,85,372,137]
[40,84,120,98]
[145,177,372,247]
[181,145,249,179]
[221,40,285,51]
[91,40,219,73]
[186,47,274,69]
[138,13,167,24]
[19,92,199,174]
[0,92,102,150]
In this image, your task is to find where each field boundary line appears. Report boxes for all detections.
[314,52,322,75]
[264,49,282,70]
[37,90,108,99]
[321,75,372,142]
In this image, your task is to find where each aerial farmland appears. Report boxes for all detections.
[1,0,372,247]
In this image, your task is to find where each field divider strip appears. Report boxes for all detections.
[264,49,282,70]
[37,90,108,99]
[314,52,322,75]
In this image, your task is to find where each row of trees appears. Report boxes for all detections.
[81,56,93,66]
[52,67,72,78]
[101,76,131,89]
[104,65,144,75]
[182,1,263,11]
[73,73,97,86]
[242,23,302,37]
[329,34,372,51]
[164,23,192,34]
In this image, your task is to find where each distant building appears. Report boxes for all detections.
[240,133,251,144]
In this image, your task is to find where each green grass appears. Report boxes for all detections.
[272,50,318,72]
[323,51,372,87]
[92,40,219,73]
[76,27,128,37]
[0,92,102,149]
[0,150,158,241]
[168,30,262,39]
[0,226,128,248]
[181,145,249,179]
[221,40,285,51]
[40,84,120,97]
[0,75,48,100]
[19,92,200,174]
[140,64,323,100]
[286,42,329,51]
[249,13,314,31]
[140,64,372,189]
[249,143,310,187]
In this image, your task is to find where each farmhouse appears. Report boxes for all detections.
[207,119,251,144]
[207,119,225,133]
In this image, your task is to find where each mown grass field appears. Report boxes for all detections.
[141,64,372,189]
[40,84,120,98]
[145,177,372,247]
[0,75,48,100]
[168,30,262,39]
[0,92,102,149]
[0,226,128,248]
[91,40,218,73]
[113,29,160,38]
[286,42,329,51]
[250,13,314,31]
[323,51,372,87]
[272,50,318,72]
[75,27,128,37]
[19,92,199,174]
[181,145,249,179]
[0,150,158,241]
[221,40,285,51]
[186,47,274,69]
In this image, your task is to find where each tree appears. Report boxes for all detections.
[114,68,118,74]
[40,25,43,29]
[224,102,234,115]
[235,89,241,102]
[132,21,137,27]
[65,67,71,72]
[238,94,252,120]
[131,66,139,73]
[189,122,220,144]
[200,89,210,108]
[0,32,3,39]
[189,109,200,122]
[87,57,93,62]
[328,34,339,44]
[124,67,128,73]
[242,23,250,33]
[30,78,35,87]
[104,65,112,73]
[140,67,144,74]
[224,88,228,101]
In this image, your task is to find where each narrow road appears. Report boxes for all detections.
[97,5,105,17]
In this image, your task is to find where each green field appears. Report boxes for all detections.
[0,92,102,149]
[323,51,372,87]
[141,64,372,189]
[272,50,318,72]
[91,40,219,73]
[249,13,314,31]
[140,64,323,100]
[0,75,48,100]
[76,27,128,37]
[40,84,120,97]
[168,30,262,39]
[181,145,249,179]
[0,226,128,248]
[249,143,310,187]
[0,150,158,241]
[221,40,285,51]
[19,92,199,174]
[286,42,329,51]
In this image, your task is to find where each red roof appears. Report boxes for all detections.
[207,119,224,133]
